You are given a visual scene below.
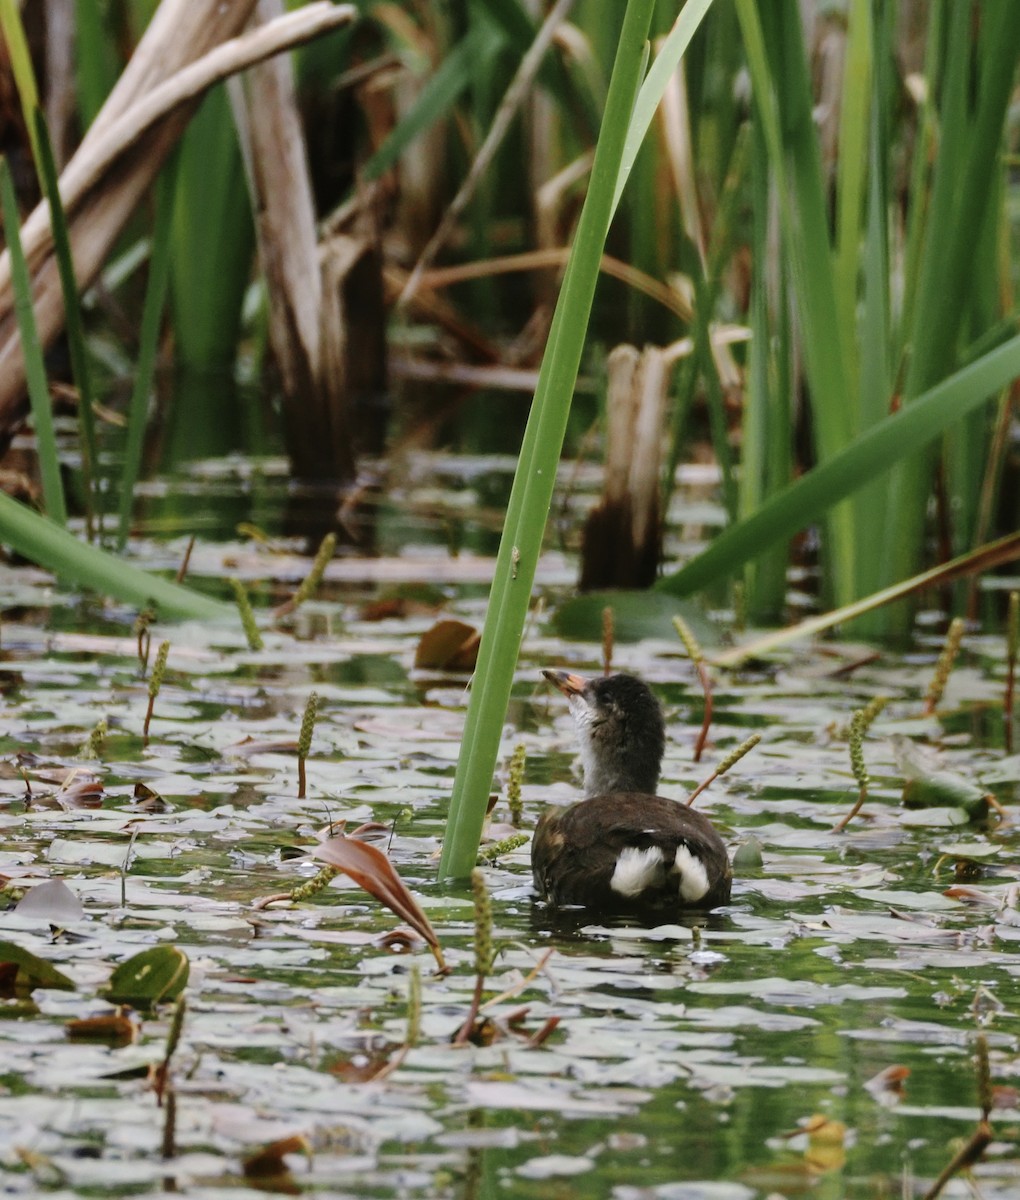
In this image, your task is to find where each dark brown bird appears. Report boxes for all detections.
[533,670,731,916]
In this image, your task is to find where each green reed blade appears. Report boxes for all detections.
[32,107,100,539]
[118,154,178,550]
[363,25,496,182]
[0,0,41,168]
[0,156,66,526]
[0,488,231,621]
[438,0,664,882]
[658,334,1020,600]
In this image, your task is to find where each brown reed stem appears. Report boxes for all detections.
[175,534,195,583]
[602,605,614,676]
[673,615,712,762]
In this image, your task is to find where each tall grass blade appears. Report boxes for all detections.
[363,25,496,182]
[0,156,66,525]
[884,1,1020,605]
[612,0,715,215]
[118,155,178,550]
[438,0,666,883]
[736,0,857,603]
[740,107,791,619]
[0,0,42,168]
[33,108,100,539]
[0,489,231,621]
[169,87,252,373]
[658,335,1020,600]
[74,0,121,130]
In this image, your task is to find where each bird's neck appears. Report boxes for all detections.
[581,742,660,797]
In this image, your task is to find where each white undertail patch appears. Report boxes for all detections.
[672,845,710,902]
[609,846,665,898]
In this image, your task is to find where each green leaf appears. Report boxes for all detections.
[362,25,496,182]
[0,488,233,621]
[0,156,66,525]
[104,946,189,1008]
[0,941,75,996]
[439,0,673,883]
[33,108,100,537]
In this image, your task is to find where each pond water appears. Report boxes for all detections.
[2,450,1019,1199]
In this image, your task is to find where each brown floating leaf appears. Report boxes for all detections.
[413,619,480,671]
[242,1133,311,1189]
[374,928,423,953]
[313,834,447,972]
[66,1013,136,1047]
[133,783,170,812]
[56,769,104,809]
[864,1064,910,1105]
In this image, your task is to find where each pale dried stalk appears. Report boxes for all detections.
[232,0,326,397]
[0,1,354,431]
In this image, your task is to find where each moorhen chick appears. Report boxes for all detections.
[533,669,731,916]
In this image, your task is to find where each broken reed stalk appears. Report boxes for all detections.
[672,615,713,762]
[506,742,526,828]
[157,995,186,1159]
[453,868,494,1046]
[686,733,760,808]
[135,608,155,672]
[143,641,170,745]
[602,605,614,676]
[274,532,336,619]
[976,1031,992,1119]
[923,616,965,715]
[230,578,264,651]
[1006,592,1018,754]
[175,535,196,583]
[161,1089,177,1160]
[921,1034,992,1200]
[296,691,319,799]
[832,698,888,832]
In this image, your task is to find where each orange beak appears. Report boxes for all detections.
[541,669,589,697]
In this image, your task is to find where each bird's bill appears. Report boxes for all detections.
[541,669,589,697]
